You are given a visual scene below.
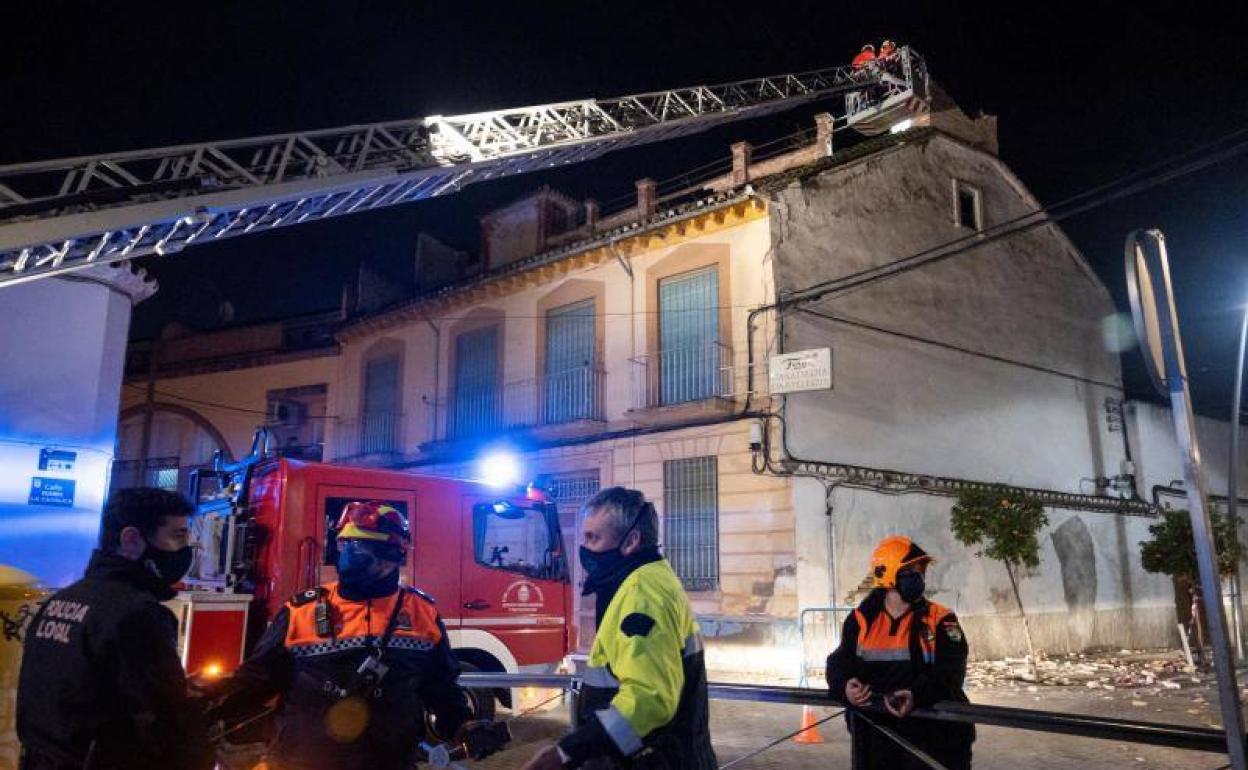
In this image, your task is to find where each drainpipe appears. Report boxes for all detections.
[825,482,840,607]
[609,239,637,485]
[420,309,441,443]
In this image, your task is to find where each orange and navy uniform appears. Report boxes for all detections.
[826,589,974,769]
[219,582,470,770]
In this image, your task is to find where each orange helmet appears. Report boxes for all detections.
[334,501,409,547]
[870,536,932,589]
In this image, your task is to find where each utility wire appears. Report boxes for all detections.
[780,126,1248,307]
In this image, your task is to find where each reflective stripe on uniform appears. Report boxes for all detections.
[583,665,620,688]
[858,648,913,662]
[289,635,435,657]
[683,632,704,657]
[596,704,644,757]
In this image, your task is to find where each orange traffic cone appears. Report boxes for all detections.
[793,705,826,744]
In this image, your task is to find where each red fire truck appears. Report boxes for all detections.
[170,430,571,715]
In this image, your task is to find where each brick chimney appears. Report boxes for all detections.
[730,141,753,186]
[814,113,834,158]
[636,178,657,218]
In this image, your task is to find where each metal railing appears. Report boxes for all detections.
[457,672,1240,755]
[443,366,605,440]
[110,457,212,494]
[505,366,605,428]
[845,48,925,119]
[352,411,402,455]
[630,341,734,410]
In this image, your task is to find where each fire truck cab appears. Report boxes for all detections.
[172,431,571,710]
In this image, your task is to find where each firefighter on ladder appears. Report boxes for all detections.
[201,501,506,770]
[826,536,975,769]
[522,487,716,769]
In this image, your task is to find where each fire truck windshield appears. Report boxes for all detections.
[472,501,566,581]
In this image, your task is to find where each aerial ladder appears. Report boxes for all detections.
[0,48,927,287]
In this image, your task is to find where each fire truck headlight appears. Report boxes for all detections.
[478,451,521,489]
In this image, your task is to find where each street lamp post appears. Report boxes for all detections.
[1230,298,1248,657]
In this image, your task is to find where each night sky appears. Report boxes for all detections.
[4,2,1246,416]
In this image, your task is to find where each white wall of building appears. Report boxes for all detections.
[767,131,1178,655]
[0,268,152,587]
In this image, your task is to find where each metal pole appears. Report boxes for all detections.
[1139,232,1247,768]
[1230,302,1248,658]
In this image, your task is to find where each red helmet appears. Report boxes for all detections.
[334,501,409,547]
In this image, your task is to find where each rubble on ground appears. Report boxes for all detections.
[966,650,1200,694]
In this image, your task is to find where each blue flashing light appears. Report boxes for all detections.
[477,451,521,489]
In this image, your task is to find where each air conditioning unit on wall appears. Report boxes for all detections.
[268,399,308,428]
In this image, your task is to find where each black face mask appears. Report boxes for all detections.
[896,570,926,603]
[337,540,402,598]
[579,545,625,580]
[141,542,193,586]
[338,542,382,585]
[579,511,641,581]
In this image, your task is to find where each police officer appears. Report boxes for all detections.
[17,487,213,770]
[208,501,501,770]
[522,487,715,770]
[826,536,974,770]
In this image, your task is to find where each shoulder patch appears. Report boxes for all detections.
[289,587,325,607]
[407,586,437,605]
[620,612,656,638]
[941,620,964,643]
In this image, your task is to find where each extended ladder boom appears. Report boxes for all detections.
[0,48,925,286]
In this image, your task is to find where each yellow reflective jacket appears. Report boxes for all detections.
[559,558,716,769]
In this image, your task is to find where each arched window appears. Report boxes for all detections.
[115,405,230,493]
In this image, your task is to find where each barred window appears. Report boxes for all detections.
[663,456,719,591]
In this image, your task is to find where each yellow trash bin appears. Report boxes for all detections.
[0,566,47,770]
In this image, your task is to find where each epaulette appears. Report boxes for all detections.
[406,586,437,605]
[289,587,326,607]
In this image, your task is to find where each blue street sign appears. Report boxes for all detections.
[28,477,76,507]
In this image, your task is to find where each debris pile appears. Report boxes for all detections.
[966,651,1198,693]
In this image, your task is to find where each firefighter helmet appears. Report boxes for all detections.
[870,536,932,589]
[334,501,410,547]
[861,44,875,52]
[880,39,896,51]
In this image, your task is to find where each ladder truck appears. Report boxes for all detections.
[0,48,927,287]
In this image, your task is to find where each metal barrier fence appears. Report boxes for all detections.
[458,672,1239,755]
[797,606,854,687]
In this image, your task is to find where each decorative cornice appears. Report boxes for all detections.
[337,194,767,342]
[65,263,158,303]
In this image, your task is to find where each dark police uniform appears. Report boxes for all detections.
[559,553,716,769]
[16,551,212,770]
[218,581,470,770]
[826,589,974,770]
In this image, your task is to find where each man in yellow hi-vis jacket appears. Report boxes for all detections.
[521,487,716,770]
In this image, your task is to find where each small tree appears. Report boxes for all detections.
[951,486,1049,680]
[1140,508,1241,661]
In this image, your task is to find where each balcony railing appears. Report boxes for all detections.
[447,366,605,440]
[355,411,402,455]
[630,342,734,410]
